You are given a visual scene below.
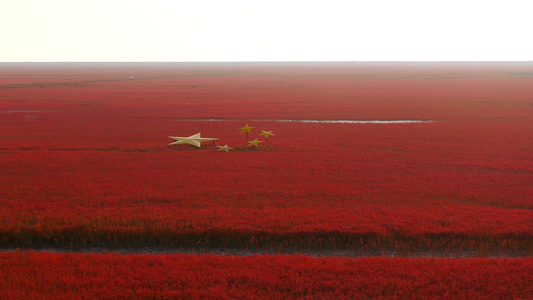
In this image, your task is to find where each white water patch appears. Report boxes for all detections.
[256,119,434,124]
[179,118,434,124]
[3,110,62,113]
[180,118,229,121]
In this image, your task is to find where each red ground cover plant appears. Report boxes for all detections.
[0,62,532,254]
[1,251,532,299]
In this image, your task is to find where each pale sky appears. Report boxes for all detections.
[1,0,532,62]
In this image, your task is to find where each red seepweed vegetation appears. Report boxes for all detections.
[1,251,533,299]
[1,62,532,255]
[2,62,532,297]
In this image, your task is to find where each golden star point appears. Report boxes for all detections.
[239,124,254,134]
[247,138,262,147]
[259,130,275,139]
[217,145,234,152]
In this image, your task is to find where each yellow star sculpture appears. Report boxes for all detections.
[217,145,234,152]
[239,124,254,134]
[259,130,275,139]
[247,138,262,147]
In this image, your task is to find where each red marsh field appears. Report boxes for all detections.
[0,62,532,298]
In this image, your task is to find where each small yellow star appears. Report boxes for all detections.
[239,124,254,134]
[259,130,275,139]
[217,145,234,152]
[247,138,262,147]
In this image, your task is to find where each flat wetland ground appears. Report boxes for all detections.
[1,62,532,298]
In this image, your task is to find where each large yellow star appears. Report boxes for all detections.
[239,124,254,134]
[168,133,219,147]
[259,130,275,139]
[217,145,234,152]
[247,138,262,147]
